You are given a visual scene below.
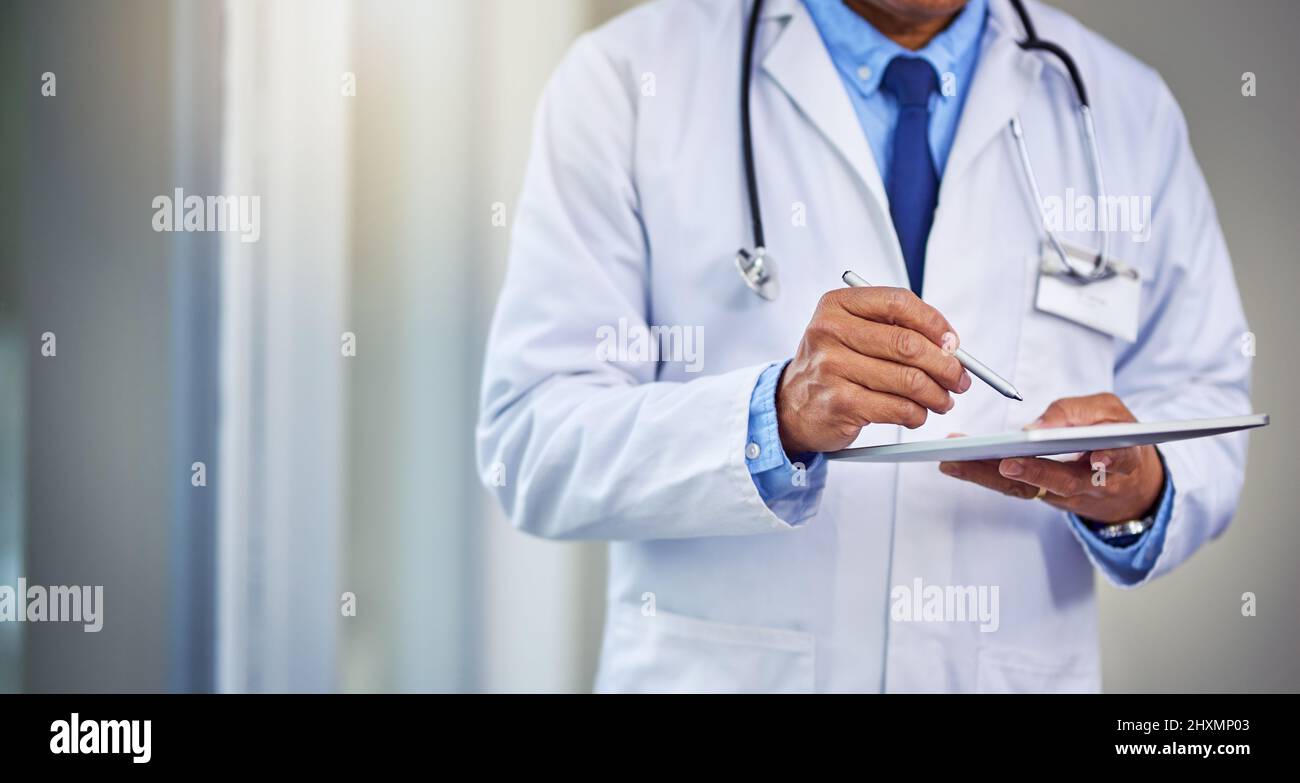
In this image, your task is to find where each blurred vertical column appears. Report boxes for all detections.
[16,0,177,693]
[168,0,222,694]
[341,0,479,692]
[217,0,352,692]
[340,0,623,693]
[467,0,620,693]
[0,0,23,694]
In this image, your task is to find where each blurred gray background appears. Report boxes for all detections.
[0,0,1296,692]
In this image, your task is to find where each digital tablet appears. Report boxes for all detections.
[825,414,1269,464]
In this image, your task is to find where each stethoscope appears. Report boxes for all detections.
[735,0,1121,302]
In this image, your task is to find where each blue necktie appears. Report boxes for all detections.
[881,56,939,297]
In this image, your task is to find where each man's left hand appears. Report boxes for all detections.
[938,393,1165,523]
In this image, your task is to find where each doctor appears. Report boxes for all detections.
[477,0,1251,692]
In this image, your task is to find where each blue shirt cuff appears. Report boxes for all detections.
[745,361,827,524]
[1069,452,1175,586]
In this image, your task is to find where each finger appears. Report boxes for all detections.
[941,460,1091,513]
[831,286,957,350]
[829,314,970,393]
[998,457,1093,498]
[1088,446,1143,477]
[1025,393,1133,430]
[830,350,954,414]
[940,459,1041,500]
[847,387,929,430]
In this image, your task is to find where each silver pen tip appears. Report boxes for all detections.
[1010,390,1024,402]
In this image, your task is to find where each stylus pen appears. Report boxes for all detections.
[842,270,1023,401]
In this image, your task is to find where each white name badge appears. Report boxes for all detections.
[1034,240,1141,342]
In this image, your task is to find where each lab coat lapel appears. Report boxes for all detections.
[759,0,907,287]
[940,0,1042,196]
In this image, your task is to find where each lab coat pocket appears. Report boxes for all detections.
[976,645,1099,694]
[595,605,816,694]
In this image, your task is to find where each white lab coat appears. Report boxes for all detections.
[477,0,1251,692]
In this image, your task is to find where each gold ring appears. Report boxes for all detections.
[1034,486,1049,501]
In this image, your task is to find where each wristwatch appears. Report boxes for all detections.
[1088,457,1167,546]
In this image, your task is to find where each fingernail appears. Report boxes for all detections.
[939,463,957,476]
[959,371,972,392]
[1022,417,1044,431]
[1001,459,1024,477]
[941,331,959,356]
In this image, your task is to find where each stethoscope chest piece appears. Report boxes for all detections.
[735,247,780,301]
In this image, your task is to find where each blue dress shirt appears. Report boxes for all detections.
[744,0,1173,584]
[804,0,987,180]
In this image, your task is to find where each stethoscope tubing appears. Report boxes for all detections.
[736,0,1116,299]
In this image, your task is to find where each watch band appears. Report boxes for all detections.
[1090,517,1153,541]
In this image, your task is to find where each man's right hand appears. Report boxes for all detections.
[776,286,972,455]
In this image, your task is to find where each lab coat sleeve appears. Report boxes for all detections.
[475,35,821,540]
[1085,79,1253,588]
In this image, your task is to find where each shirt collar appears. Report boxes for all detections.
[802,0,989,98]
